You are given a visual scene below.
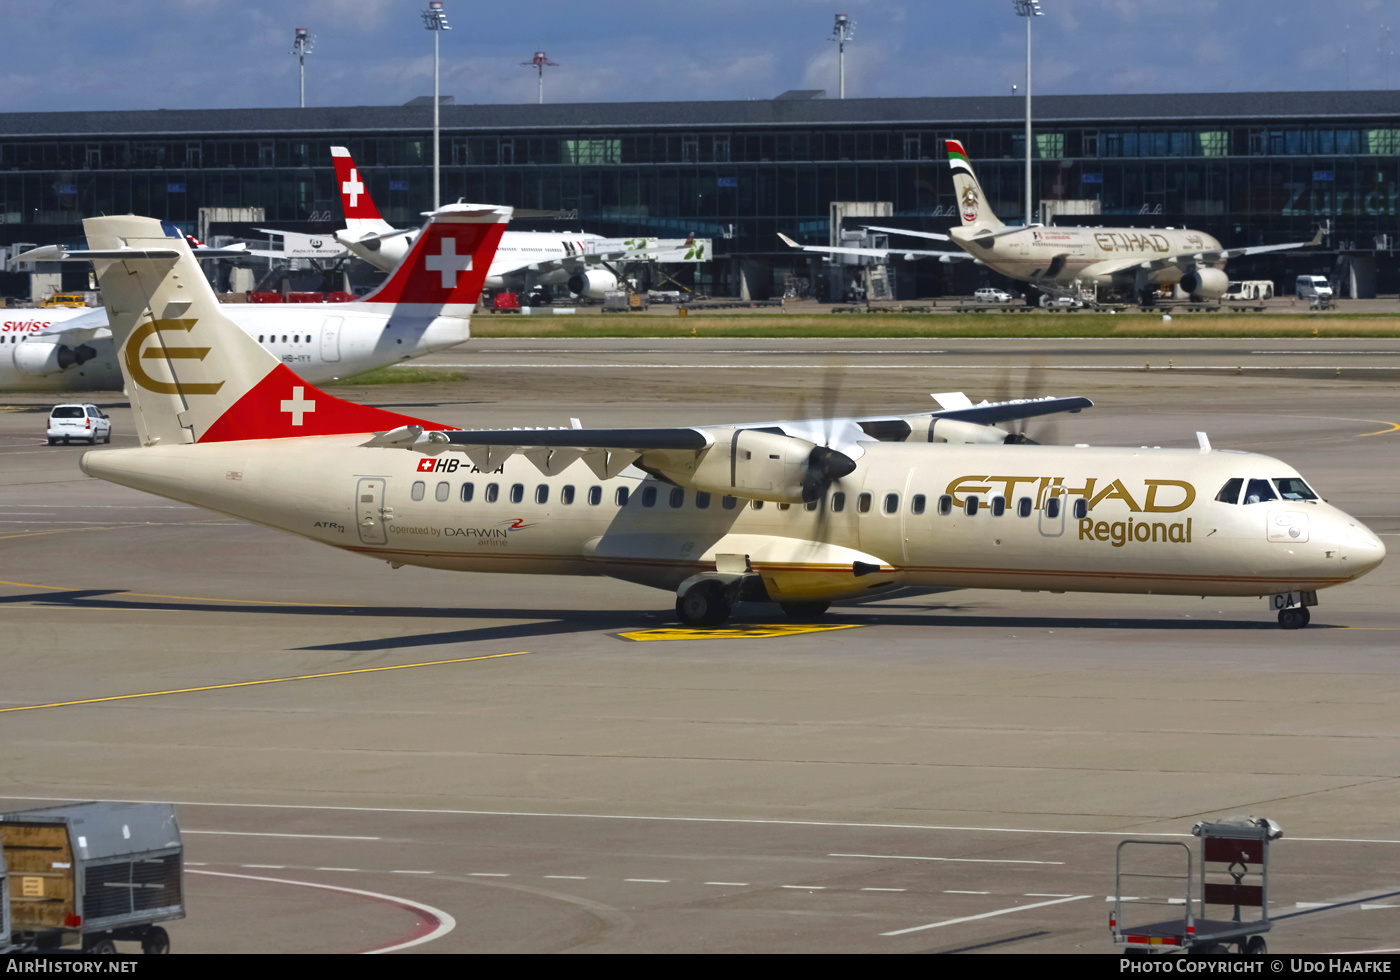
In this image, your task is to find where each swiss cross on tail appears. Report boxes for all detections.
[360,205,508,307]
[330,146,382,221]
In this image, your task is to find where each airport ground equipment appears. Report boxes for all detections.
[1110,818,1280,955]
[0,802,183,954]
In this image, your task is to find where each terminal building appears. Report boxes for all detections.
[1,90,1396,299]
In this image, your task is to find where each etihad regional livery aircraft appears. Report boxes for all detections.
[331,146,644,300]
[783,140,1321,306]
[78,215,1382,630]
[2,205,510,393]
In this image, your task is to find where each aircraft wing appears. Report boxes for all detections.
[1080,227,1326,280]
[14,244,248,262]
[858,224,953,242]
[26,308,111,346]
[777,233,968,262]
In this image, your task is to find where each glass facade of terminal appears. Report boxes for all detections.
[1,107,1396,294]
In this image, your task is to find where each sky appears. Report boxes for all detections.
[0,0,1396,113]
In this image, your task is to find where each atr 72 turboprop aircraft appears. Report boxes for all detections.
[74,214,1383,630]
[783,140,1321,305]
[330,146,638,300]
[2,205,510,392]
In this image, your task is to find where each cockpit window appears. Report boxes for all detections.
[1274,477,1318,501]
[1215,478,1243,504]
[1243,478,1278,504]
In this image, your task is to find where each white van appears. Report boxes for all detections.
[1296,275,1333,309]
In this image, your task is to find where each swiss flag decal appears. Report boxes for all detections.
[363,221,504,306]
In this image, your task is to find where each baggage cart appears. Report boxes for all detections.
[1110,818,1280,955]
[1,801,184,954]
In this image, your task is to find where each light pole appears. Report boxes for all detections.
[521,51,559,105]
[291,27,313,108]
[831,14,854,99]
[1013,0,1042,227]
[421,1,450,211]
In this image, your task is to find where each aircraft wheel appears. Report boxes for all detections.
[676,582,731,626]
[1278,607,1308,630]
[1244,935,1267,955]
[779,601,829,620]
[141,926,170,955]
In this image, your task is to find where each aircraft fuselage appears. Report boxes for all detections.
[951,225,1224,289]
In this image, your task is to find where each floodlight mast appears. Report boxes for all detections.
[291,28,313,109]
[1013,0,1043,228]
[831,14,854,99]
[521,51,559,105]
[421,1,451,211]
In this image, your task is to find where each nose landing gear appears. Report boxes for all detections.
[1277,606,1310,629]
[1270,591,1317,630]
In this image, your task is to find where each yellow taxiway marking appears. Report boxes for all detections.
[618,624,862,642]
[1357,420,1400,438]
[0,652,528,714]
[0,578,355,608]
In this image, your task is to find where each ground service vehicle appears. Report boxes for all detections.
[47,403,110,445]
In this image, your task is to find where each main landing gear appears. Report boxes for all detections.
[674,573,832,627]
[1271,591,1317,630]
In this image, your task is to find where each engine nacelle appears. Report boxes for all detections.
[568,268,618,299]
[13,341,96,376]
[1179,267,1229,299]
[643,428,854,504]
[927,418,1018,445]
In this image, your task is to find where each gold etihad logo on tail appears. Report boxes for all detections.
[945,475,1195,513]
[124,318,225,396]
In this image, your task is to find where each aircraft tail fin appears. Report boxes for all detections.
[83,215,446,447]
[947,140,1005,232]
[330,146,394,238]
[357,203,511,315]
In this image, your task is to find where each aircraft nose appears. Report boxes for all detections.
[1334,517,1386,577]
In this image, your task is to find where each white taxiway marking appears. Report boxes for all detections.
[625,878,671,883]
[831,852,1064,865]
[241,864,286,869]
[862,888,907,892]
[945,890,990,895]
[544,875,588,880]
[1296,902,1331,908]
[468,872,510,877]
[881,894,1094,937]
[391,870,435,875]
[316,867,360,872]
[1361,904,1399,910]
[1025,892,1074,898]
[16,795,1400,846]
[781,885,826,890]
[189,869,455,954]
[705,881,749,886]
[185,830,380,841]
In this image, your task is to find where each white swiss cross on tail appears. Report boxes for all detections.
[280,386,317,426]
[341,169,364,209]
[425,237,472,289]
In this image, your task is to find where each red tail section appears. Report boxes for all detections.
[360,204,509,308]
[199,365,449,443]
[330,146,383,222]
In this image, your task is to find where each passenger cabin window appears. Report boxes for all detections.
[696,492,711,509]
[1072,498,1087,520]
[535,485,549,504]
[411,481,426,501]
[1244,478,1278,504]
[670,488,684,508]
[588,486,602,506]
[1017,496,1032,518]
[911,494,926,515]
[776,502,790,511]
[804,500,817,512]
[1275,477,1318,501]
[435,481,450,502]
[992,495,1007,517]
[721,495,737,510]
[1215,478,1243,504]
[641,486,657,507]
[751,499,764,510]
[561,485,575,505]
[937,494,953,516]
[485,483,499,503]
[883,493,899,515]
[615,487,629,506]
[965,496,979,516]
[460,482,474,503]
[831,492,846,513]
[510,483,524,504]
[1046,497,1061,519]
[857,492,872,514]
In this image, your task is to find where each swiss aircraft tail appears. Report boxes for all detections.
[83,215,448,448]
[330,146,394,239]
[947,140,1005,232]
[357,203,510,315]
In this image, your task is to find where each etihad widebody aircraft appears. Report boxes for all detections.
[2,205,509,392]
[331,146,645,300]
[72,214,1382,630]
[783,140,1322,306]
